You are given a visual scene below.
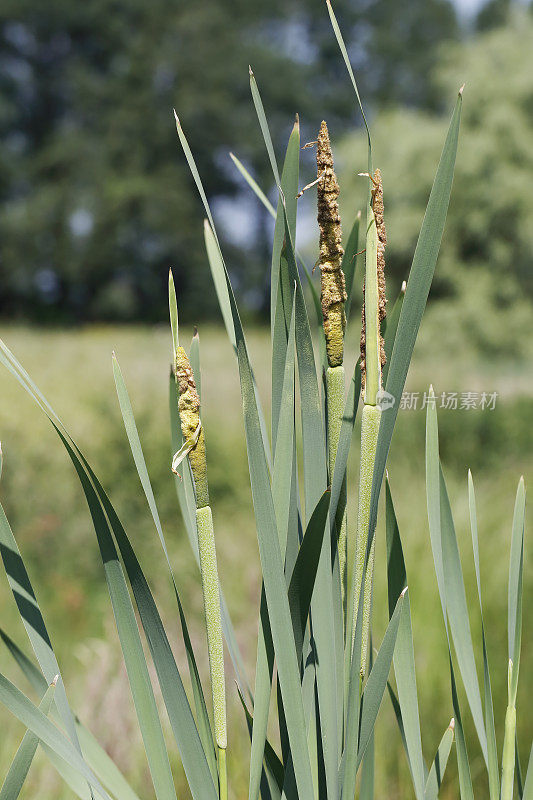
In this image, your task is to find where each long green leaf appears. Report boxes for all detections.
[0,679,56,800]
[385,480,425,800]
[425,394,488,764]
[523,744,533,800]
[0,673,108,799]
[0,630,141,800]
[424,719,455,800]
[508,476,525,703]
[249,295,295,800]
[357,590,406,770]
[342,213,362,324]
[468,471,499,799]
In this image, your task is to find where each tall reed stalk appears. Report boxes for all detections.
[352,168,387,676]
[316,120,348,604]
[170,289,227,800]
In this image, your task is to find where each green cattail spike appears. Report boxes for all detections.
[175,346,209,508]
[173,343,227,794]
[317,120,346,368]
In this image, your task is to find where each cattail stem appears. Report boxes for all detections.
[501,659,516,800]
[218,745,228,800]
[353,404,381,675]
[353,169,386,677]
[327,366,347,603]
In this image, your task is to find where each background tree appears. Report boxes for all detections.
[0,0,459,322]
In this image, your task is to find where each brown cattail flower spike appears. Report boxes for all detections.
[360,168,387,394]
[317,120,347,368]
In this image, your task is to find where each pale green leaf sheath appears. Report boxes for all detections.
[353,169,386,676]
[174,344,227,797]
[316,121,348,600]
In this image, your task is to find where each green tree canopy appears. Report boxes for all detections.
[0,0,458,321]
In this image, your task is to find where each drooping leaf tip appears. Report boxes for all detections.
[401,280,406,293]
[459,83,465,96]
[173,109,180,126]
[449,717,455,731]
[248,65,254,77]
[400,585,408,598]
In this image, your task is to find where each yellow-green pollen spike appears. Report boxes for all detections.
[175,346,209,509]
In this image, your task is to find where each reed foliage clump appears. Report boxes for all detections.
[0,5,529,800]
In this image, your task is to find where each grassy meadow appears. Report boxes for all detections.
[0,320,531,798]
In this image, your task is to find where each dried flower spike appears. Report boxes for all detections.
[317,120,346,368]
[360,168,387,393]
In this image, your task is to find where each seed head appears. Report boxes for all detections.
[360,168,387,390]
[175,346,209,508]
[317,120,346,367]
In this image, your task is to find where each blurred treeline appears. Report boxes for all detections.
[0,0,531,324]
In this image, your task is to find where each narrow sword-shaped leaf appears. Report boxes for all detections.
[0,673,108,799]
[0,678,56,800]
[508,476,525,703]
[468,471,499,799]
[0,630,141,800]
[426,393,488,763]
[249,296,295,800]
[382,282,405,388]
[343,214,362,324]
[424,720,455,800]
[523,744,533,800]
[385,480,425,800]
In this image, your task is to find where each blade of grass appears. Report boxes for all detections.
[468,471,499,799]
[426,393,488,764]
[523,744,533,800]
[342,214,362,323]
[0,673,108,799]
[381,282,405,388]
[424,719,455,800]
[508,476,525,703]
[249,296,295,800]
[385,479,425,800]
[0,678,56,800]
[357,590,406,771]
[0,630,141,800]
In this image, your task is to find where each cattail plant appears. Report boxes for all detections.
[0,5,529,800]
[169,275,227,800]
[316,120,349,602]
